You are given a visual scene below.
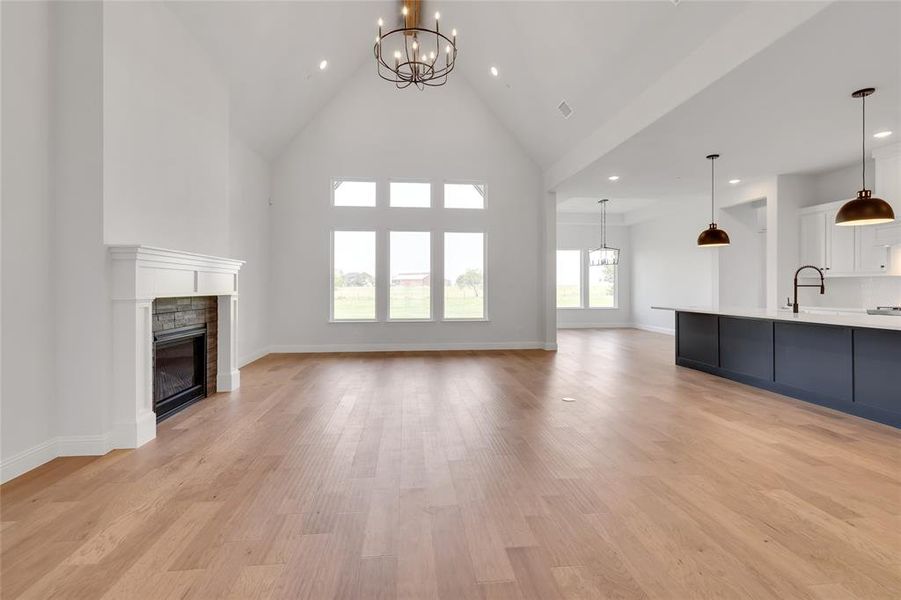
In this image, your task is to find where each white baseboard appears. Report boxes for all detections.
[1,433,113,484]
[557,322,634,329]
[633,323,675,335]
[217,369,241,392]
[268,340,547,354]
[56,434,111,456]
[239,346,271,367]
[0,438,59,484]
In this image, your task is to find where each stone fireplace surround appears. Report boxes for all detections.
[153,296,219,399]
[110,246,244,448]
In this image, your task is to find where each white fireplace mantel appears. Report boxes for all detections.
[108,245,244,449]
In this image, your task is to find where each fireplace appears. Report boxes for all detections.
[151,296,218,422]
[153,325,207,421]
[109,245,243,449]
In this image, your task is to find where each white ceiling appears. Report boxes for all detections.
[555,1,901,214]
[168,0,899,213]
[167,0,395,159]
[446,1,746,168]
[168,1,749,163]
[557,196,658,215]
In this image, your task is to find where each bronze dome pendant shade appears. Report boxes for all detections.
[698,154,731,247]
[835,88,895,226]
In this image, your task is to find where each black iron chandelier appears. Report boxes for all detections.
[374,1,457,90]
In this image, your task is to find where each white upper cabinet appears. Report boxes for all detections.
[799,201,893,277]
[798,143,900,278]
[856,226,889,273]
[825,207,856,275]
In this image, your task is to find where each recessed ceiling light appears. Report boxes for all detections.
[608,175,620,181]
[874,130,893,139]
[729,179,741,185]
[319,59,328,71]
[490,66,498,77]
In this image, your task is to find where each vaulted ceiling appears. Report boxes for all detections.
[168,1,899,217]
[168,1,747,164]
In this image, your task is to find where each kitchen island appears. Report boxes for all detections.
[653,306,901,427]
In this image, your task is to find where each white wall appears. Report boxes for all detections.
[808,160,875,208]
[629,201,717,334]
[556,213,631,327]
[51,1,111,449]
[269,68,546,351]
[1,2,272,482]
[229,136,271,365]
[1,0,56,474]
[717,202,766,309]
[102,1,230,257]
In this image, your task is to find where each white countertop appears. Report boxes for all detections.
[651,306,901,331]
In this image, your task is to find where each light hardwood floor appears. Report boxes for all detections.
[2,329,900,599]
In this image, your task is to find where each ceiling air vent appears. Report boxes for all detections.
[557,100,573,119]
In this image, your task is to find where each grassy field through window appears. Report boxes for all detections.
[556,285,580,308]
[589,281,615,307]
[589,262,616,308]
[333,285,485,320]
[333,285,375,320]
[443,282,483,319]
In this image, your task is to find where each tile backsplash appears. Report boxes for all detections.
[807,276,901,308]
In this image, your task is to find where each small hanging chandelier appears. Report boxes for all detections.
[697,154,731,247]
[374,1,457,90]
[590,199,620,266]
[835,88,895,226]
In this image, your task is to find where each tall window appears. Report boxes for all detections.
[333,180,376,207]
[390,182,431,207]
[444,232,484,319]
[390,231,431,319]
[332,231,376,320]
[588,252,616,308]
[444,183,484,209]
[556,250,581,308]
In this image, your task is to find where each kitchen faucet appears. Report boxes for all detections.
[793,265,825,314]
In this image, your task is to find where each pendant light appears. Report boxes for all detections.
[835,88,895,226]
[697,154,730,247]
[590,199,619,266]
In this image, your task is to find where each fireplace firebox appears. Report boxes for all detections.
[153,325,207,421]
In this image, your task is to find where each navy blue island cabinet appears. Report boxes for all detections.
[674,311,901,428]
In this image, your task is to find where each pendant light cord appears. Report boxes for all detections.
[600,200,607,248]
[861,92,866,190]
[710,157,715,223]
